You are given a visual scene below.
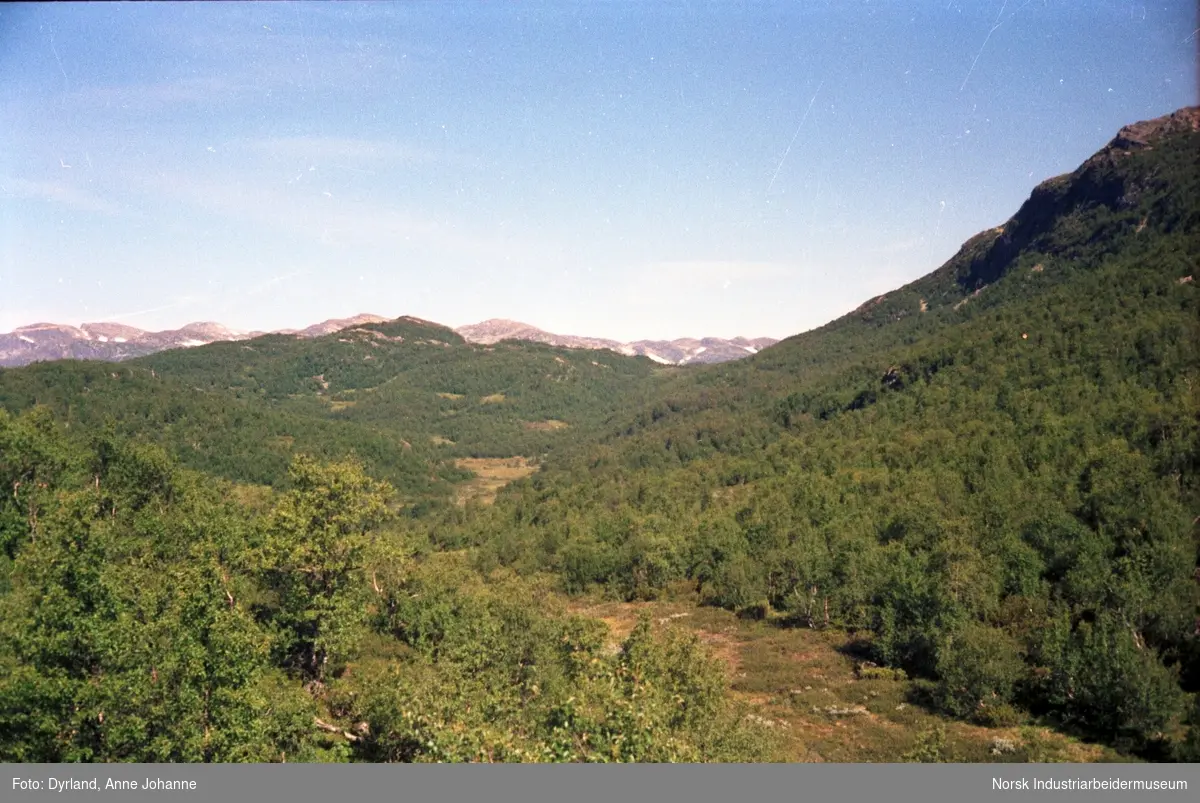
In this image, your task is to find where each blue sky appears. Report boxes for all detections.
[1,1,1195,340]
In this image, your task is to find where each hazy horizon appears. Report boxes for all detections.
[2,2,1196,341]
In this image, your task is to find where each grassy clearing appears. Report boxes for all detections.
[523,419,569,431]
[226,482,276,513]
[453,456,536,506]
[564,594,1121,763]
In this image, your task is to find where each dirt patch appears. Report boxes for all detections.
[568,601,650,635]
[523,419,570,431]
[453,456,536,506]
[568,600,744,675]
[695,630,743,676]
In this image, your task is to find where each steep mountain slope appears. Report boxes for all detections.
[427,107,1199,755]
[570,106,1200,457]
[517,106,1199,527]
[827,106,1200,330]
[456,318,777,365]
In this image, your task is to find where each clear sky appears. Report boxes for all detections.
[1,1,1195,341]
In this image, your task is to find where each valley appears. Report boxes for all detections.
[0,107,1197,764]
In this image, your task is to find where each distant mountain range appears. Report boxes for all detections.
[0,313,775,368]
[0,314,387,368]
[454,319,777,365]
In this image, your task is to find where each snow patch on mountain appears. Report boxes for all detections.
[455,319,776,365]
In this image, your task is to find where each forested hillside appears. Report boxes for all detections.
[0,108,1197,763]
[0,317,665,497]
[419,107,1200,755]
[133,316,666,462]
[0,412,769,761]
